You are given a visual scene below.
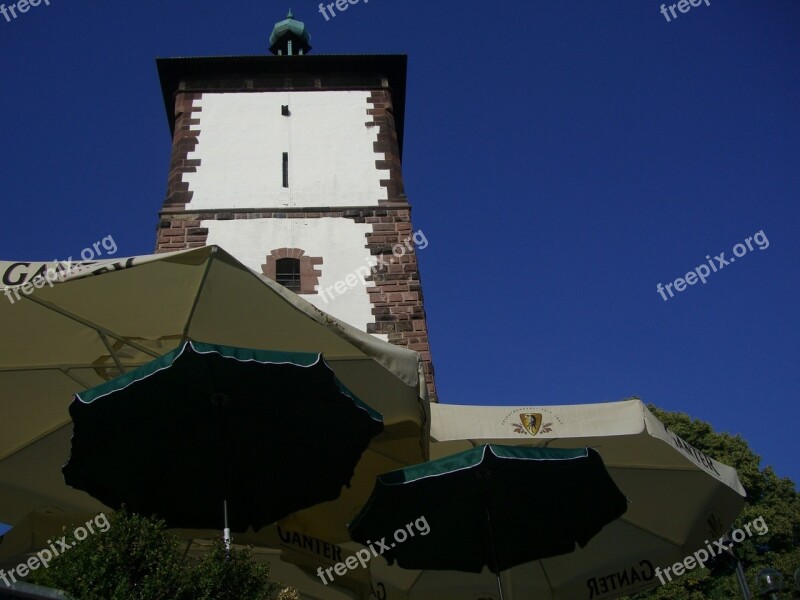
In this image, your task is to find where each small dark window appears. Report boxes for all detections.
[281,105,290,116]
[276,258,301,292]
[282,152,289,188]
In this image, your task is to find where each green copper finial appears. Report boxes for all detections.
[269,10,311,56]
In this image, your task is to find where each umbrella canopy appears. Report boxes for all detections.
[349,444,628,599]
[0,246,429,540]
[0,508,98,568]
[62,341,383,533]
[357,399,747,600]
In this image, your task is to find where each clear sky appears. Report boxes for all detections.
[0,0,797,514]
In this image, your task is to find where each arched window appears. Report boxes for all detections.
[262,249,322,295]
[275,258,301,292]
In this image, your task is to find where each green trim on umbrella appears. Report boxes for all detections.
[349,444,628,577]
[190,340,322,367]
[65,339,387,532]
[332,379,384,424]
[379,444,589,486]
[76,340,383,423]
[76,342,187,404]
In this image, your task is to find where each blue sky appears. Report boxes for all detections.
[0,0,797,523]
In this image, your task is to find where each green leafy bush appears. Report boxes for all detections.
[29,509,286,600]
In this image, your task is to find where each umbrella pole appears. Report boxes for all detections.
[213,391,232,558]
[485,508,506,600]
[223,499,231,554]
[734,559,752,600]
[180,539,192,566]
[494,573,505,600]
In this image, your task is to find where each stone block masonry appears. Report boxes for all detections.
[154,55,437,401]
[163,92,202,211]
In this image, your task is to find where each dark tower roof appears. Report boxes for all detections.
[269,10,312,56]
[156,54,408,157]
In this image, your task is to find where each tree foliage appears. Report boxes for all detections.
[183,536,278,600]
[623,404,800,600]
[29,509,292,600]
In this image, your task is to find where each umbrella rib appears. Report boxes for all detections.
[605,463,716,473]
[0,362,154,372]
[60,367,94,389]
[536,558,556,596]
[99,333,125,374]
[244,264,428,386]
[366,445,419,470]
[406,569,426,595]
[616,514,686,547]
[180,247,216,343]
[14,294,161,359]
[0,420,72,462]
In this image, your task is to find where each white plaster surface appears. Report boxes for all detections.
[203,217,387,338]
[185,91,388,209]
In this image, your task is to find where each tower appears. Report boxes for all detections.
[154,12,437,401]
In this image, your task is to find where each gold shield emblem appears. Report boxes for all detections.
[519,413,542,436]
